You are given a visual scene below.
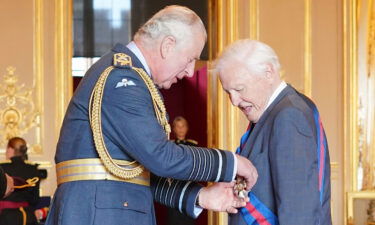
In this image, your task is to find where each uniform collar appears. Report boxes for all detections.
[126,41,151,76]
[10,156,25,163]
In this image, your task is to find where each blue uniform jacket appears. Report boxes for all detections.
[46,43,236,225]
[229,85,332,225]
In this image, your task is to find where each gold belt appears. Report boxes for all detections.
[56,158,150,186]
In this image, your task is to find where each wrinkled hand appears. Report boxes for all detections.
[236,154,258,191]
[198,182,249,214]
[4,174,14,198]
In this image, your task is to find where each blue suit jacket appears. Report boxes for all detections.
[46,43,235,225]
[229,85,332,225]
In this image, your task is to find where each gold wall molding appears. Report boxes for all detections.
[344,0,359,224]
[55,0,73,136]
[34,0,44,153]
[356,0,375,192]
[304,0,312,97]
[331,162,340,180]
[226,0,239,152]
[207,1,259,224]
[343,0,359,193]
[0,67,41,153]
[249,0,259,40]
[0,0,45,154]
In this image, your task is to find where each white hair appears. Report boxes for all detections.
[134,5,207,48]
[214,39,281,76]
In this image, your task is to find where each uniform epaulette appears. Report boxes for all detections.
[0,160,11,164]
[187,139,198,145]
[113,53,132,69]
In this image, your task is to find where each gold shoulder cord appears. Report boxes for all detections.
[89,65,171,179]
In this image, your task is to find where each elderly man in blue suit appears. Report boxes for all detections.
[46,5,258,225]
[214,40,332,225]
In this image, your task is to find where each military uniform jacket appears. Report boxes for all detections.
[229,85,332,225]
[46,43,236,225]
[0,157,40,225]
[0,157,40,205]
[0,167,7,199]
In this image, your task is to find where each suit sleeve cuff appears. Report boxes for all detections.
[182,183,204,218]
[232,152,237,180]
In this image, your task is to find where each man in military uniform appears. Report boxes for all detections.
[46,5,257,225]
[167,116,197,225]
[172,116,198,146]
[0,137,41,225]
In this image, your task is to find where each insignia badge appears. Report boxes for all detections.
[113,53,132,68]
[115,78,136,88]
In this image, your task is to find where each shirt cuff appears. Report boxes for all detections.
[193,205,204,217]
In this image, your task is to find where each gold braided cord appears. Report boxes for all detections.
[19,207,26,225]
[132,67,171,138]
[89,65,170,179]
[14,177,39,189]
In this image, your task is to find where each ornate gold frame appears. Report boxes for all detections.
[347,191,375,225]
[342,0,375,223]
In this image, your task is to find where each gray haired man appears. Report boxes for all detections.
[46,6,257,225]
[215,39,331,225]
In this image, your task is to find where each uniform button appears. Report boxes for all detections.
[123,202,128,207]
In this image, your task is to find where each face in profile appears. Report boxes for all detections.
[173,120,188,140]
[5,147,14,160]
[154,30,206,89]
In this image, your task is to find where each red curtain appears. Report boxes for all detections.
[157,65,208,225]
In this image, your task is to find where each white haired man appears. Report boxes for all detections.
[215,39,332,225]
[46,6,257,225]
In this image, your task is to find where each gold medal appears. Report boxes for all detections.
[234,177,248,199]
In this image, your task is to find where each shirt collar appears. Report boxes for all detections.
[264,81,287,111]
[126,41,151,76]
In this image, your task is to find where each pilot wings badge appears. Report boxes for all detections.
[115,78,136,88]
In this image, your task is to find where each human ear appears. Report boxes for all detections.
[264,63,275,79]
[160,36,176,59]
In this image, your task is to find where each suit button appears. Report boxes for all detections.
[123,202,128,207]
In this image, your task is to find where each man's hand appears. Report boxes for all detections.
[198,182,249,214]
[4,174,14,198]
[236,155,258,191]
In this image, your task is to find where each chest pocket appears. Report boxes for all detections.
[94,183,151,225]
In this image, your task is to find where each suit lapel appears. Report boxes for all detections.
[240,85,296,159]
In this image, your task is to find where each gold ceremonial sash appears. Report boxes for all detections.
[56,158,150,186]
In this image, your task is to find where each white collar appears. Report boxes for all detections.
[264,81,287,110]
[126,41,151,76]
